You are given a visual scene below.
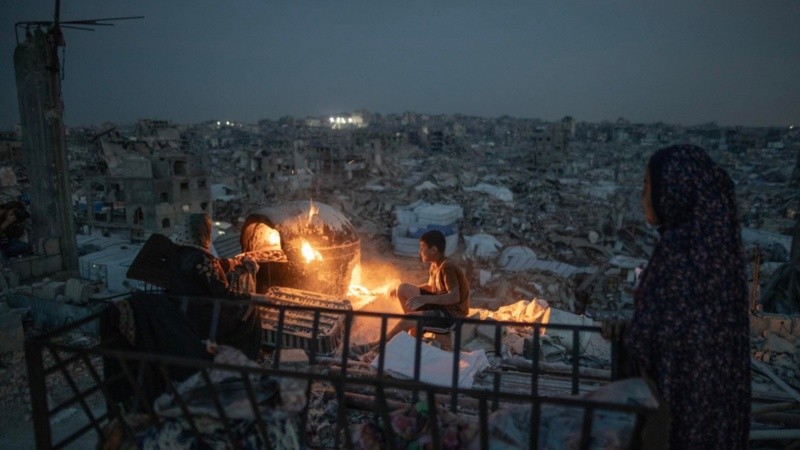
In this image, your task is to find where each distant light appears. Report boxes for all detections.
[217,121,220,126]
[329,117,335,123]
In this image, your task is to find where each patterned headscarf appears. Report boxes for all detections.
[624,145,750,448]
[170,213,212,250]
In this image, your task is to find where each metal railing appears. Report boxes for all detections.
[25,293,653,449]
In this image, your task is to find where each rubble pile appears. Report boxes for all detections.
[0,116,798,443]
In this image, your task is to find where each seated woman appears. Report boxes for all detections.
[167,213,263,360]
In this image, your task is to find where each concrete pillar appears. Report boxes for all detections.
[13,28,78,271]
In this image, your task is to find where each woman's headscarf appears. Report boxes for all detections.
[626,144,748,358]
[170,213,212,251]
[624,145,750,448]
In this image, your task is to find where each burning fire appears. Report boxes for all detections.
[347,263,401,310]
[301,239,323,263]
[265,227,281,247]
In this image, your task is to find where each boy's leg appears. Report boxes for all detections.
[394,283,421,312]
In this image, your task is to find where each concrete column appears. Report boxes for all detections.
[13,28,78,271]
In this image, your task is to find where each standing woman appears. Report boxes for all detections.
[625,145,750,449]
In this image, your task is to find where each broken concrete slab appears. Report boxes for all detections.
[764,332,796,354]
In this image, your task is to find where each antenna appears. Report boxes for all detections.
[14,2,142,80]
[14,2,143,45]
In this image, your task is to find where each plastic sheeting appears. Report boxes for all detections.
[498,246,537,271]
[463,183,514,202]
[464,233,503,258]
[372,332,489,388]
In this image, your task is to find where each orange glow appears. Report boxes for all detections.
[346,263,403,310]
[265,228,281,247]
[308,199,319,225]
[301,240,322,263]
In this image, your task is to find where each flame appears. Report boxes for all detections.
[301,239,322,263]
[265,228,281,247]
[307,199,319,225]
[346,263,403,310]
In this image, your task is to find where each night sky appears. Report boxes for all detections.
[1,1,799,129]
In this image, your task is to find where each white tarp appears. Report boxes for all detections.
[395,200,464,226]
[463,183,514,202]
[392,224,459,257]
[372,332,489,388]
[413,203,464,225]
[531,259,596,278]
[498,246,537,271]
[414,180,439,191]
[464,233,503,258]
[484,300,608,358]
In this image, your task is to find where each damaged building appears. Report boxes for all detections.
[83,123,212,239]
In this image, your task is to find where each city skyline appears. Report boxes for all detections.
[1,1,799,129]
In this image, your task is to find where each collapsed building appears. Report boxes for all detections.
[82,124,212,240]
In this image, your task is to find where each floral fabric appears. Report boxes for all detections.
[351,400,479,450]
[624,145,750,449]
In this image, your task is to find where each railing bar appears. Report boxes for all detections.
[450,320,462,412]
[412,319,423,405]
[77,352,139,447]
[340,312,354,378]
[579,405,595,450]
[427,390,441,450]
[530,400,542,450]
[43,351,84,376]
[375,386,398,450]
[156,364,206,445]
[479,396,489,450]
[198,368,241,450]
[25,340,51,450]
[572,329,580,395]
[628,413,646,450]
[531,325,540,398]
[51,411,112,450]
[334,382,346,450]
[377,316,388,376]
[492,323,502,411]
[298,378,315,448]
[241,370,272,448]
[48,348,105,437]
[309,309,321,364]
[116,359,158,426]
[273,307,286,368]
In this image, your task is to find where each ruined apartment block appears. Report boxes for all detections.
[86,137,212,239]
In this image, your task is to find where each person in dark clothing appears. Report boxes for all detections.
[0,200,33,258]
[385,229,470,342]
[620,145,750,449]
[167,213,263,359]
[101,214,263,409]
